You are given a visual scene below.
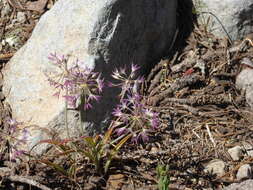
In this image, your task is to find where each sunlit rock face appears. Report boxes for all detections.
[193,0,253,40]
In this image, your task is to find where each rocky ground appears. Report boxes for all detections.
[1,0,253,190]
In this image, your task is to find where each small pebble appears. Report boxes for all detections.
[17,12,26,23]
[242,142,253,157]
[228,146,243,161]
[1,3,12,17]
[237,164,252,181]
[150,146,159,154]
[204,159,226,177]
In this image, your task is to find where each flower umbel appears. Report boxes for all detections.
[112,92,160,143]
[0,118,30,161]
[111,64,160,143]
[46,53,104,110]
[110,64,143,99]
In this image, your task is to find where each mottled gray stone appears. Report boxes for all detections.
[223,179,253,190]
[242,142,253,158]
[228,146,244,161]
[3,0,177,153]
[204,159,226,177]
[193,0,253,40]
[236,164,252,181]
[0,1,12,17]
[16,12,26,23]
[236,68,253,110]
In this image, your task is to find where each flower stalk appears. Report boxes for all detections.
[46,53,104,136]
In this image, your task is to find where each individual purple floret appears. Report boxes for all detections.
[10,149,25,162]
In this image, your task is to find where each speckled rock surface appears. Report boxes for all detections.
[193,0,253,40]
[228,146,243,161]
[236,68,253,110]
[204,159,226,177]
[223,179,253,190]
[236,164,252,181]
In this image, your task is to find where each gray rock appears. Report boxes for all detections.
[3,0,177,153]
[246,87,253,109]
[16,12,26,23]
[1,2,12,17]
[204,159,226,177]
[236,164,252,181]
[193,0,253,40]
[228,146,244,161]
[236,68,253,92]
[223,179,253,190]
[236,68,253,110]
[242,142,253,157]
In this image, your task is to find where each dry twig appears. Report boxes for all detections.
[5,175,51,190]
[148,74,204,106]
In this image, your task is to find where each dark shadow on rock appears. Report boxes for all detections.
[167,0,195,60]
[237,3,253,38]
[174,0,195,52]
[142,0,195,76]
[83,0,195,135]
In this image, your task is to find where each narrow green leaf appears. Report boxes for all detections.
[114,134,131,151]
[38,159,69,177]
[103,127,114,144]
[104,134,131,174]
[83,137,96,148]
[68,164,77,179]
[82,150,96,162]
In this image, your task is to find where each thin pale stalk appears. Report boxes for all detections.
[64,61,70,139]
[79,93,85,135]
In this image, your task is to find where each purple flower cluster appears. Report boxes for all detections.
[111,64,160,143]
[46,53,160,143]
[47,53,104,109]
[109,64,143,99]
[3,119,29,161]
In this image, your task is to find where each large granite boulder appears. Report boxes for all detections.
[3,0,177,153]
[193,0,253,41]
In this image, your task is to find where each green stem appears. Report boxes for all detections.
[65,97,70,139]
[79,94,85,135]
[64,61,70,139]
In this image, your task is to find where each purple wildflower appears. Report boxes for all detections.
[111,85,160,143]
[88,94,101,102]
[131,64,140,73]
[84,103,92,110]
[63,95,78,108]
[131,134,138,144]
[110,64,160,143]
[1,118,30,161]
[115,127,129,136]
[7,119,23,134]
[151,116,160,129]
[111,64,142,98]
[137,130,149,143]
[20,128,29,143]
[130,64,140,78]
[48,52,65,65]
[46,53,104,109]
[10,149,25,162]
[112,107,123,117]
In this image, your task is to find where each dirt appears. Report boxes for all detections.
[1,0,253,190]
